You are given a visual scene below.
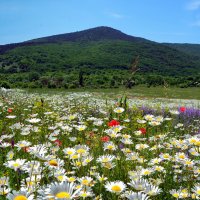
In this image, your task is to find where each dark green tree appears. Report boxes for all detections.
[79,70,84,87]
[29,72,40,81]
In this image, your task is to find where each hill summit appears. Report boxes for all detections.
[27,26,149,43]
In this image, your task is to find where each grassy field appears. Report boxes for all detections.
[27,86,200,100]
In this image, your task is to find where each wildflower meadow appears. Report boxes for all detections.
[0,88,200,200]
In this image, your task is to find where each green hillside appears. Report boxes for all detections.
[164,43,200,58]
[1,40,200,75]
[0,27,199,89]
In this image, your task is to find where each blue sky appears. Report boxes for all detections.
[0,0,200,44]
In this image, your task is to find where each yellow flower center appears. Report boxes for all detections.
[69,116,75,120]
[71,154,79,159]
[195,141,200,146]
[102,158,109,162]
[81,193,87,197]
[68,177,75,182]
[191,151,196,155]
[163,155,169,159]
[179,155,185,159]
[13,163,20,167]
[14,196,28,200]
[27,181,34,186]
[114,128,119,132]
[75,161,81,166]
[173,193,179,198]
[76,185,81,189]
[9,154,14,159]
[49,160,58,166]
[56,192,71,198]
[110,133,116,138]
[131,156,137,160]
[77,149,86,154]
[78,127,85,131]
[107,145,114,150]
[111,185,122,192]
[191,194,196,199]
[0,180,6,185]
[144,171,150,175]
[197,190,200,195]
[67,151,73,155]
[155,167,161,171]
[190,139,196,144]
[57,176,64,181]
[82,179,89,185]
[125,149,131,153]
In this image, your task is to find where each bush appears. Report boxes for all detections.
[48,82,57,89]
[179,84,188,88]
[28,82,39,88]
[29,72,40,81]
[0,81,11,89]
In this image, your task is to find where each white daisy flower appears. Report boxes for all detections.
[105,181,126,194]
[41,181,81,199]
[114,107,125,114]
[7,189,34,200]
[4,159,26,171]
[26,118,41,123]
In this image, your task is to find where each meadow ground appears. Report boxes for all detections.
[27,86,200,100]
[0,87,200,199]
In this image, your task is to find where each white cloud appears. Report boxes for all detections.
[187,0,200,10]
[108,12,124,19]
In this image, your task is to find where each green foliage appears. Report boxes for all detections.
[0,81,11,89]
[29,71,40,81]
[1,40,200,77]
[0,27,199,89]
[164,43,200,57]
[146,75,164,87]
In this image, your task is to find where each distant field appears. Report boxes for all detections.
[27,86,200,100]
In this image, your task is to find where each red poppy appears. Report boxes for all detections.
[108,120,120,127]
[101,136,110,142]
[180,107,186,112]
[54,139,62,146]
[139,128,147,134]
[8,108,13,113]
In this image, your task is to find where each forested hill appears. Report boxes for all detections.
[163,43,200,58]
[0,26,150,54]
[0,26,199,88]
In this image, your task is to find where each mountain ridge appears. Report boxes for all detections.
[1,26,200,56]
[0,26,199,79]
[0,26,152,54]
[27,26,151,43]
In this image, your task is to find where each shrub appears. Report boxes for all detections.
[0,81,11,89]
